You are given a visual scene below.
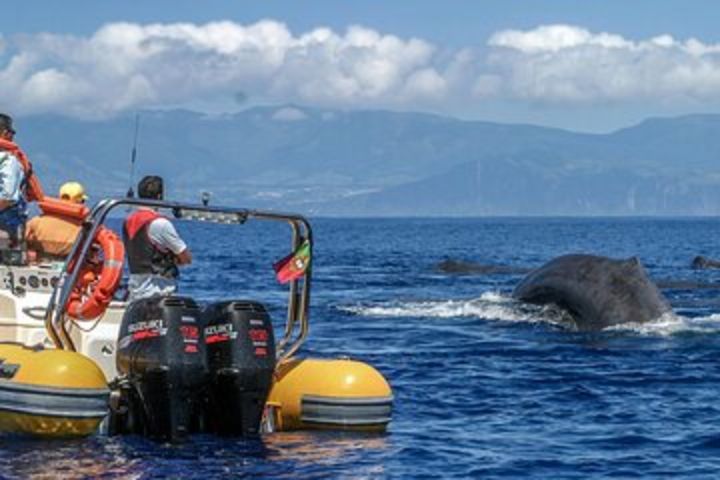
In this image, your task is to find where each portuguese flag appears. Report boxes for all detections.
[274,240,311,283]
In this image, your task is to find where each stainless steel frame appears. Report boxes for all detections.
[43,198,313,363]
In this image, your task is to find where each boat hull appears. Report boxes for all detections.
[266,358,393,432]
[0,344,109,437]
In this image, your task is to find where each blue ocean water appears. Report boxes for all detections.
[2,217,720,479]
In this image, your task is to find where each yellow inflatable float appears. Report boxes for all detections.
[267,358,393,432]
[0,344,108,437]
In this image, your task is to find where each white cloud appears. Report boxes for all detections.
[489,25,631,53]
[483,24,720,103]
[2,21,720,117]
[403,68,446,99]
[0,20,438,117]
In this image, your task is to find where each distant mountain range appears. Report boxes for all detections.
[16,106,720,216]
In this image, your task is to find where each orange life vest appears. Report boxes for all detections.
[123,210,178,277]
[27,197,91,258]
[0,138,45,202]
[38,196,90,221]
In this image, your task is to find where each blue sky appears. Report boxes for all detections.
[3,1,720,132]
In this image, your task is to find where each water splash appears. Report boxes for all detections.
[340,292,562,325]
[605,312,720,336]
[342,295,720,336]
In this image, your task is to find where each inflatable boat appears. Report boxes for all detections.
[0,198,392,439]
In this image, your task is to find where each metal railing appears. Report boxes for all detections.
[43,197,312,363]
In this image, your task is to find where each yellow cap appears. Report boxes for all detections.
[59,182,88,203]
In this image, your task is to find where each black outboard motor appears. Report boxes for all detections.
[204,300,276,436]
[114,296,207,440]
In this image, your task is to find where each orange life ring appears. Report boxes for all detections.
[65,226,125,321]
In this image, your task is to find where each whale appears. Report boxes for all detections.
[512,254,672,330]
[691,256,720,270]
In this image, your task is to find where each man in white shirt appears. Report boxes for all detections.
[122,176,192,301]
[0,114,27,246]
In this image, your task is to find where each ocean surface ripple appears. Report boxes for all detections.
[1,217,719,479]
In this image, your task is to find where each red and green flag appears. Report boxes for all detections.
[273,240,311,283]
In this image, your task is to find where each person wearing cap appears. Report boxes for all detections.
[25,182,88,258]
[123,175,192,301]
[0,113,27,245]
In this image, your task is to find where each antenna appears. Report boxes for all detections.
[126,113,140,198]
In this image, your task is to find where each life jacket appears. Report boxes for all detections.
[0,138,45,202]
[122,209,178,278]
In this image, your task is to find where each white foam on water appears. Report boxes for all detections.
[340,292,553,324]
[342,295,720,336]
[605,312,720,336]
